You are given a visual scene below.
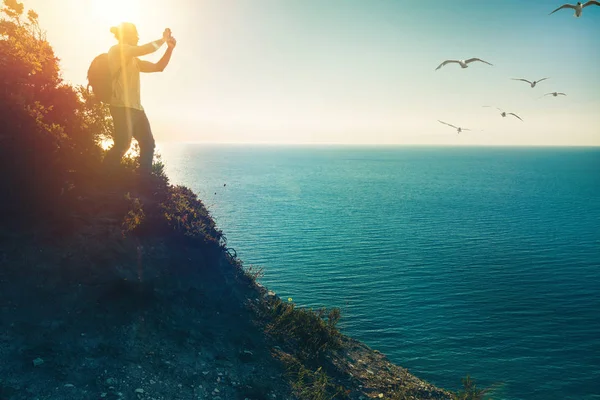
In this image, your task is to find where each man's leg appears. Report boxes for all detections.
[133,110,156,176]
[104,107,134,173]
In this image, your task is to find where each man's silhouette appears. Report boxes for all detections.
[104,22,176,178]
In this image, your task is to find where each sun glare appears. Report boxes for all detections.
[90,0,142,26]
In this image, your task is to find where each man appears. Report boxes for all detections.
[103,22,176,178]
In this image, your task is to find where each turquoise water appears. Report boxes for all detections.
[159,144,600,400]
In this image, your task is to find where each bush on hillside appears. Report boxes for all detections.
[0,0,110,223]
[265,297,343,361]
[454,375,489,400]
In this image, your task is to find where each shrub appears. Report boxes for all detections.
[0,0,107,224]
[454,375,489,400]
[266,297,343,361]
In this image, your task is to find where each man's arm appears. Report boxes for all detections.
[122,28,172,58]
[124,39,165,58]
[139,38,176,73]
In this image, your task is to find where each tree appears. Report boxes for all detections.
[0,0,110,225]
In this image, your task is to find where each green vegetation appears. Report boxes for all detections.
[1,0,105,225]
[289,362,349,400]
[265,297,342,361]
[453,375,490,400]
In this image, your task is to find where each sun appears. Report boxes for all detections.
[90,0,142,26]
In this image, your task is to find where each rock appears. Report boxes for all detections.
[238,350,254,363]
[32,358,44,366]
[134,388,144,394]
[106,378,117,386]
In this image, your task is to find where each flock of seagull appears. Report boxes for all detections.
[435,1,598,134]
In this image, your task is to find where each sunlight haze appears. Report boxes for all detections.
[24,0,600,145]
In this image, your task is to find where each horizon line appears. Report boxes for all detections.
[156,141,600,148]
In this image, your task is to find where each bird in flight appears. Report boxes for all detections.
[435,58,493,71]
[511,77,549,88]
[438,120,471,134]
[549,1,600,17]
[483,106,524,121]
[544,92,567,97]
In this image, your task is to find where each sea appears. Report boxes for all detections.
[157,144,600,400]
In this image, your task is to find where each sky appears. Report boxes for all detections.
[15,0,600,145]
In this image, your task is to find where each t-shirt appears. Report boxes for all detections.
[107,44,143,111]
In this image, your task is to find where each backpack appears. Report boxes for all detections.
[87,53,120,104]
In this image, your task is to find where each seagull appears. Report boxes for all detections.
[438,120,470,134]
[549,1,600,17]
[511,77,549,88]
[544,92,567,97]
[483,106,524,121]
[435,58,493,71]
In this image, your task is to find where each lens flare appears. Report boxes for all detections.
[90,0,141,26]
